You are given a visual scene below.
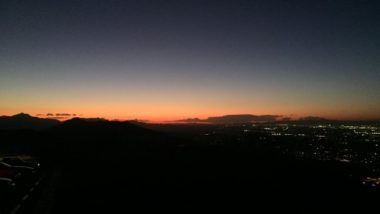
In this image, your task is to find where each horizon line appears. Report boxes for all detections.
[2,112,380,123]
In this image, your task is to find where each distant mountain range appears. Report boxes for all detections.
[177,114,380,125]
[0,113,60,130]
[0,114,162,140]
[50,117,151,136]
[0,113,379,130]
[0,114,117,130]
[177,114,281,124]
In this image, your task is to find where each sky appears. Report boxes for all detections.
[1,0,380,121]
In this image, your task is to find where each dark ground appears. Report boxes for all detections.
[1,120,379,213]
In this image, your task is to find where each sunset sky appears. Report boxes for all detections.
[1,0,380,121]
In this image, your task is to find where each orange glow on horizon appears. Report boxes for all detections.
[1,108,379,123]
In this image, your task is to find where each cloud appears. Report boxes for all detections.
[45,116,69,120]
[56,113,71,116]
[36,113,79,120]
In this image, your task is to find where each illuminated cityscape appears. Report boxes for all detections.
[148,121,380,187]
[1,0,380,212]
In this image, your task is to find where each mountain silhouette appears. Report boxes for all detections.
[51,117,152,137]
[286,116,339,125]
[299,116,330,121]
[177,114,281,124]
[49,117,171,147]
[0,113,60,130]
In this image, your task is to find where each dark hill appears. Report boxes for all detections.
[0,113,60,130]
[50,117,159,138]
[177,114,281,124]
[46,118,174,164]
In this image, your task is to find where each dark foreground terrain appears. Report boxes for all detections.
[1,118,379,213]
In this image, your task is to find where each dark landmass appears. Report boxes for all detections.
[176,114,380,125]
[0,114,379,213]
[177,114,281,124]
[0,113,60,130]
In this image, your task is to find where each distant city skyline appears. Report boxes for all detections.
[1,0,379,121]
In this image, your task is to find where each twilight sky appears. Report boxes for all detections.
[1,0,380,121]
